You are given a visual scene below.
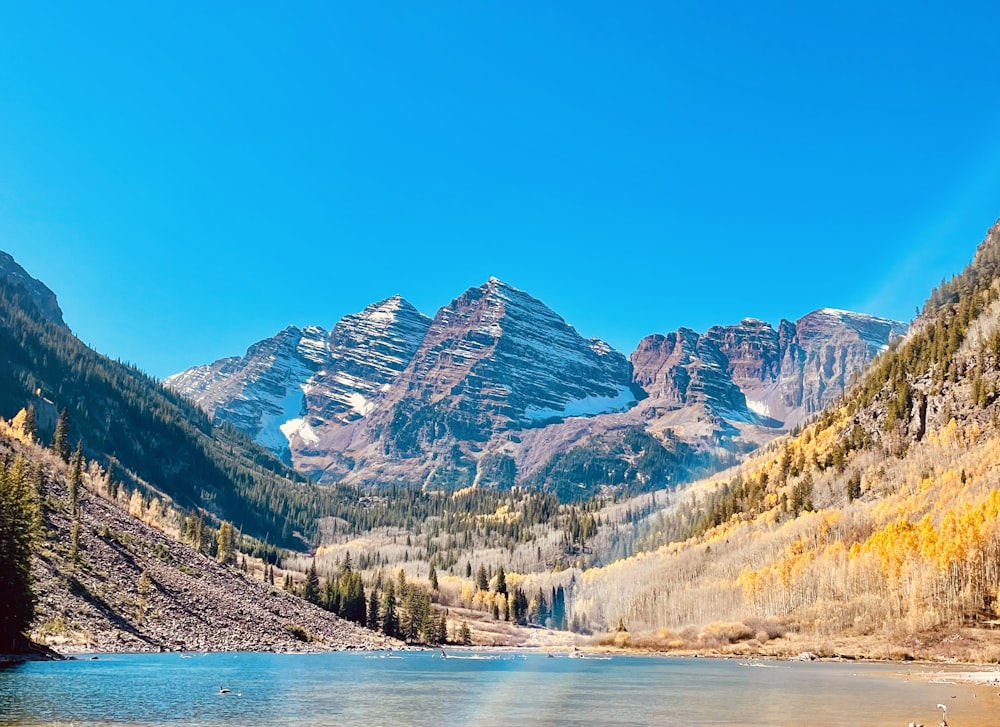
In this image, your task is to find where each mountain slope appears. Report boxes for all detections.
[570,219,1000,651]
[0,427,391,653]
[329,278,638,488]
[164,325,330,460]
[0,251,332,547]
[0,252,64,327]
[165,297,432,464]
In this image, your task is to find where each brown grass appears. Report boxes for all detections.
[592,623,1000,664]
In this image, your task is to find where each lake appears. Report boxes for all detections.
[0,651,994,726]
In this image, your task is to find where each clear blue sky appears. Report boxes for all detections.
[2,2,999,379]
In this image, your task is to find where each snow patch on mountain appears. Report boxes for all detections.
[280,417,319,445]
[255,380,308,453]
[523,385,636,422]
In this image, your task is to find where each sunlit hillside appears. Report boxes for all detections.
[569,221,1000,658]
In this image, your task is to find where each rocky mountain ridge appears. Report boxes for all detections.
[167,278,904,497]
[0,251,65,327]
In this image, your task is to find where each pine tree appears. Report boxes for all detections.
[476,564,488,591]
[437,611,448,644]
[458,621,472,645]
[22,406,37,442]
[51,409,70,463]
[216,521,235,565]
[535,588,549,625]
[0,455,38,650]
[322,575,339,613]
[304,560,321,605]
[494,565,507,595]
[428,563,439,591]
[381,582,398,638]
[367,588,380,631]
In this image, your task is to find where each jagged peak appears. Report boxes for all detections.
[349,295,429,329]
[478,276,522,298]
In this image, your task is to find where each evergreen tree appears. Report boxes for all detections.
[216,521,235,565]
[475,564,488,591]
[0,454,38,650]
[304,560,321,605]
[428,563,439,591]
[322,574,339,613]
[458,621,472,645]
[51,409,70,463]
[341,572,366,625]
[381,582,398,638]
[367,588,380,631]
[396,568,407,600]
[552,585,567,630]
[535,588,549,626]
[437,611,448,644]
[494,565,507,595]
[22,406,37,442]
[511,587,529,625]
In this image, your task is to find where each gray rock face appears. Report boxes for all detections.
[164,326,328,459]
[632,309,906,430]
[0,250,65,327]
[164,297,431,462]
[305,296,431,428]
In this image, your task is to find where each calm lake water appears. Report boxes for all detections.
[0,651,993,726]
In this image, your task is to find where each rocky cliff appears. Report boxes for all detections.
[631,309,907,432]
[0,251,65,327]
[164,297,431,463]
[329,278,638,487]
[168,279,904,498]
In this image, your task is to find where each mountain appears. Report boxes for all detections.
[568,219,1000,655]
[165,298,431,464]
[325,278,639,488]
[169,278,902,499]
[632,309,908,431]
[0,251,65,328]
[0,249,335,547]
